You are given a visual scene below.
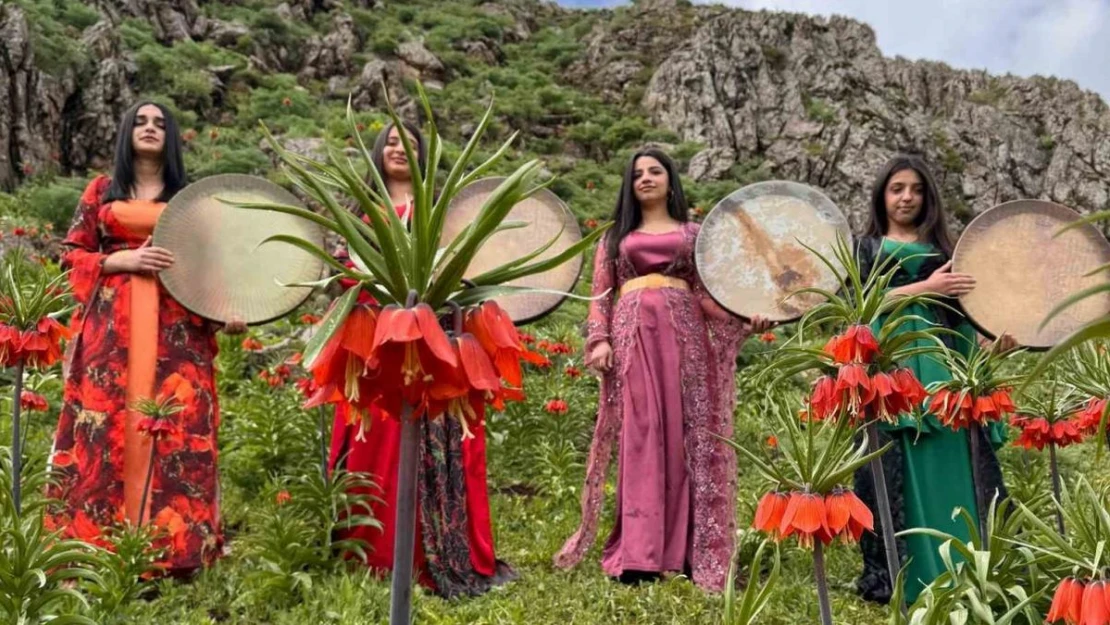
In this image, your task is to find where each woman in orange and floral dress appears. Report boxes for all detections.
[48,101,243,573]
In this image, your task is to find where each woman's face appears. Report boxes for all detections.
[632,156,669,206]
[884,168,924,229]
[131,104,166,158]
[382,127,415,182]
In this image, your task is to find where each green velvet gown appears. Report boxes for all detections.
[869,239,1007,603]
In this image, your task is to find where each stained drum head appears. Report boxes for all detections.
[695,180,851,322]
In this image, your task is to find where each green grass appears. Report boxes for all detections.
[0,291,899,624]
[0,252,1081,624]
[120,494,888,624]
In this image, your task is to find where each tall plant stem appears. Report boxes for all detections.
[10,362,25,515]
[1049,442,1065,535]
[866,422,905,615]
[813,541,833,625]
[318,407,330,488]
[968,423,987,545]
[138,440,157,526]
[389,401,418,625]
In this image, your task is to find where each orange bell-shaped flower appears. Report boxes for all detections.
[866,371,899,423]
[424,333,503,439]
[1081,579,1109,625]
[464,301,544,388]
[1047,577,1084,624]
[369,303,456,411]
[0,323,22,367]
[778,492,831,548]
[990,387,1017,416]
[807,375,841,421]
[1010,414,1051,450]
[1077,398,1108,435]
[835,363,872,414]
[304,304,381,412]
[929,388,974,430]
[1051,419,1084,448]
[18,317,72,369]
[892,368,927,411]
[824,489,874,543]
[752,491,789,539]
[823,325,880,364]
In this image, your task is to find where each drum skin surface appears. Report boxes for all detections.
[695,180,851,322]
[154,174,324,325]
[954,199,1110,349]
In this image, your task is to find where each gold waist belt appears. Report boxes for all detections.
[618,273,690,297]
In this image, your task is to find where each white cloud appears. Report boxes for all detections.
[700,0,1110,101]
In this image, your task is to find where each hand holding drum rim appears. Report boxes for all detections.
[104,236,175,274]
[746,314,774,334]
[222,316,248,335]
[922,260,975,297]
[981,332,1019,354]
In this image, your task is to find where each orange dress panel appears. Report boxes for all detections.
[110,199,162,525]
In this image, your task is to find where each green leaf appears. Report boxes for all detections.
[326,148,410,291]
[726,539,780,625]
[1053,210,1110,237]
[426,162,543,307]
[447,284,606,309]
[303,287,359,369]
[257,234,365,280]
[1026,317,1110,393]
[227,200,340,233]
[1040,282,1110,329]
[470,224,611,287]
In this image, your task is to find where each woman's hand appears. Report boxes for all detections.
[748,314,774,334]
[921,260,975,297]
[103,236,174,274]
[585,341,614,374]
[981,332,1018,354]
[222,315,248,335]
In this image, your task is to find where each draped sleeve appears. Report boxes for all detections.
[584,240,616,354]
[687,222,748,346]
[62,176,111,307]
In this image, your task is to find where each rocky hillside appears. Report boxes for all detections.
[2,0,1108,233]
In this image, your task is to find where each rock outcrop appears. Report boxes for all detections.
[3,0,1108,228]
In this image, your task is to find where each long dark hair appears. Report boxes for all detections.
[604,147,689,260]
[369,120,426,197]
[863,154,953,257]
[103,101,187,203]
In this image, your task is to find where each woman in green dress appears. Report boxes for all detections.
[853,154,1013,604]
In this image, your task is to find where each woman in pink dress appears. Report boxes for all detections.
[555,148,770,590]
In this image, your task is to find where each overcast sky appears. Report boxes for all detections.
[556,0,1110,102]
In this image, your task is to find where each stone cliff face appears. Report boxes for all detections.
[3,0,1107,230]
[1,4,135,189]
[591,2,1109,228]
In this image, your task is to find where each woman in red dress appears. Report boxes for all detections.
[327,121,513,597]
[47,101,243,573]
